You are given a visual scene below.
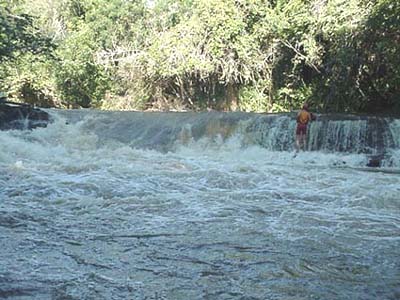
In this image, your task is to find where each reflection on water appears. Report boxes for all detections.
[0,111,399,300]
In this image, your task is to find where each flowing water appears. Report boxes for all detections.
[0,110,399,300]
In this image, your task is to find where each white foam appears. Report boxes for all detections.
[1,110,399,300]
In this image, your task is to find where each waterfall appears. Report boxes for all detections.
[36,110,400,167]
[2,108,400,300]
[389,119,400,148]
[54,110,399,154]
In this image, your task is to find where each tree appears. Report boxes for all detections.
[2,0,399,113]
[130,0,271,111]
[0,0,55,104]
[0,1,53,62]
[356,0,400,112]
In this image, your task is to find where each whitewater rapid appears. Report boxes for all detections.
[0,110,399,300]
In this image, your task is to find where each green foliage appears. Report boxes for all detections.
[83,0,147,49]
[54,23,110,107]
[239,84,270,112]
[1,53,56,106]
[0,0,56,104]
[357,0,400,111]
[303,0,400,112]
[0,1,53,62]
[1,0,399,113]
[135,0,273,110]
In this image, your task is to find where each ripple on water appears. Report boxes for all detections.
[0,114,399,300]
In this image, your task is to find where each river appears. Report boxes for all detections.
[0,110,399,299]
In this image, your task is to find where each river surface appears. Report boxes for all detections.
[0,110,399,300]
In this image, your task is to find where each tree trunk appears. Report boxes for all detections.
[226,82,238,111]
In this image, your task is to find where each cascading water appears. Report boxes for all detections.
[60,110,399,167]
[0,109,399,300]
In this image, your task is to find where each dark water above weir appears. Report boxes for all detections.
[0,109,399,300]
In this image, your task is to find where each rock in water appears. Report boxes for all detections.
[0,102,51,130]
[367,154,385,168]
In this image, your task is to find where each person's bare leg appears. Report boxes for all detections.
[300,134,307,151]
[297,133,305,151]
[295,134,301,151]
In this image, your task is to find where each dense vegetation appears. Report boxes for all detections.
[0,0,399,113]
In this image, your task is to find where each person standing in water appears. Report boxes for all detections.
[295,102,316,152]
